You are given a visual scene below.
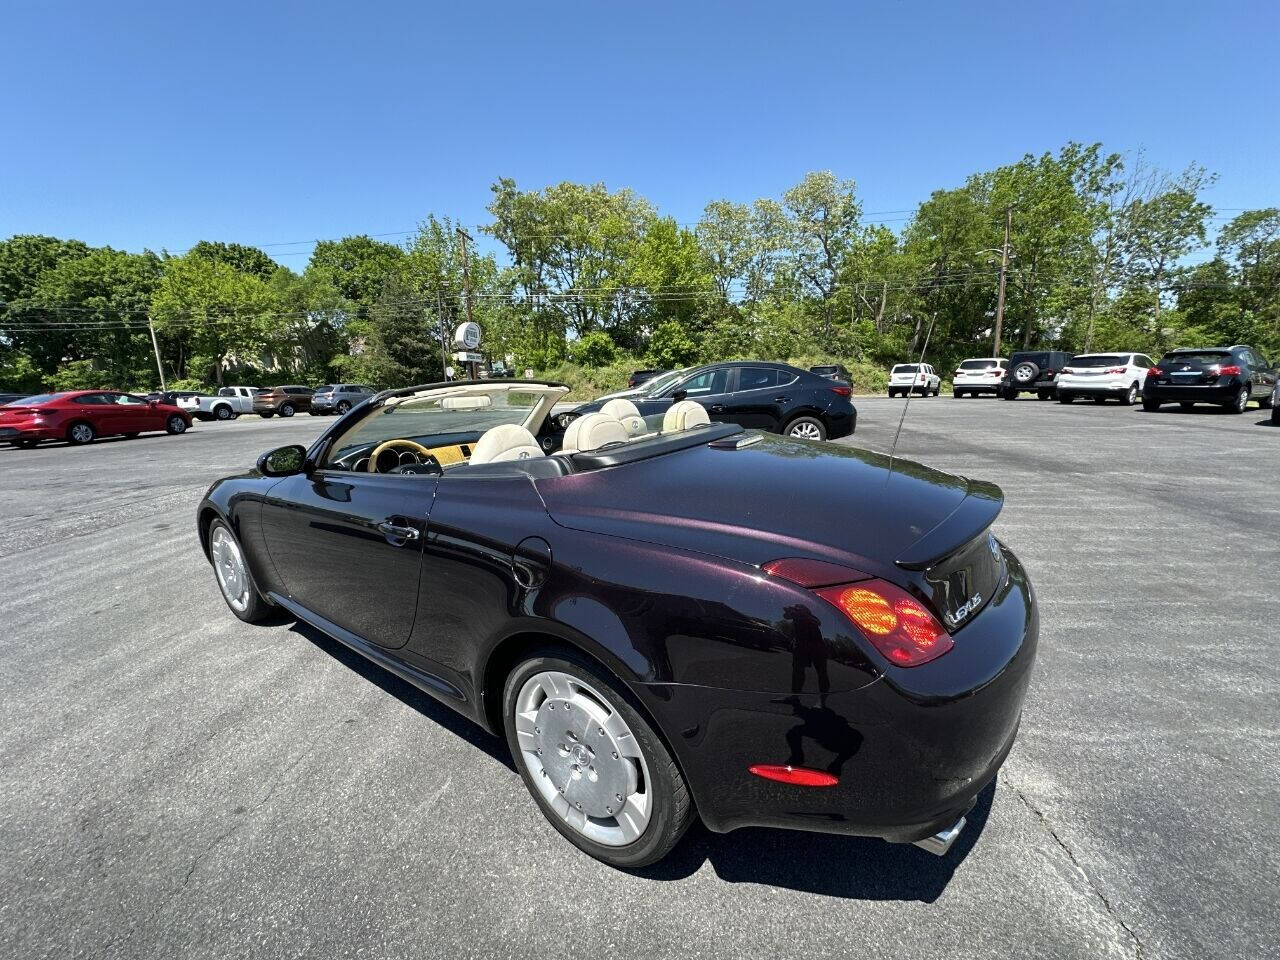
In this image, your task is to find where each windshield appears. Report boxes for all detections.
[327,387,551,462]
[1067,355,1126,368]
[641,369,688,396]
[958,359,998,370]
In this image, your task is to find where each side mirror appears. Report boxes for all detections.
[257,444,308,477]
[148,400,158,409]
[671,389,687,402]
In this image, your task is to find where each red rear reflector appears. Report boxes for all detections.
[762,557,871,588]
[748,764,839,787]
[1147,367,1162,377]
[829,385,852,397]
[1217,364,1242,376]
[815,579,954,666]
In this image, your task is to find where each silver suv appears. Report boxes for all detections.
[311,384,375,415]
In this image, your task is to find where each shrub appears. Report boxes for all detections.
[646,321,700,369]
[567,331,618,367]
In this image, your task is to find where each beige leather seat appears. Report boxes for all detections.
[662,400,711,433]
[599,398,647,437]
[469,424,544,464]
[561,412,628,454]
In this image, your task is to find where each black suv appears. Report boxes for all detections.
[1143,345,1278,414]
[810,364,852,384]
[563,361,856,442]
[627,369,669,389]
[1000,350,1074,400]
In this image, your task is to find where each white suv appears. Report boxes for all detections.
[888,363,941,398]
[1056,353,1154,406]
[951,357,1008,397]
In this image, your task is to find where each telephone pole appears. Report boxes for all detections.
[147,318,167,391]
[993,205,1012,357]
[436,289,449,379]
[456,227,475,327]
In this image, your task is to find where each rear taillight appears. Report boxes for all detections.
[1146,367,1162,377]
[814,580,953,666]
[1104,367,1127,374]
[748,764,838,787]
[1216,364,1243,376]
[830,385,851,397]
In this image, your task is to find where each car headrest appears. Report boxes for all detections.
[469,423,543,464]
[662,400,710,433]
[441,395,492,410]
[562,412,629,454]
[599,398,646,437]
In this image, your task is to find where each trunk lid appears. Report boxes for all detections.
[537,433,1003,627]
[1156,352,1232,385]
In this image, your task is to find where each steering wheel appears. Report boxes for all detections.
[368,438,441,474]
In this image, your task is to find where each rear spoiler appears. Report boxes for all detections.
[895,479,1003,570]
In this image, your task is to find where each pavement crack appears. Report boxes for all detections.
[1004,773,1145,960]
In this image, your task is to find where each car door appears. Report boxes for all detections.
[113,393,160,432]
[725,366,784,429]
[258,469,431,649]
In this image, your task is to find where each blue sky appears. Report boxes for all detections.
[2,0,1276,265]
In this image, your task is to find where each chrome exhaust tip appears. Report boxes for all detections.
[911,816,966,856]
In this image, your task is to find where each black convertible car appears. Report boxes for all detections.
[198,380,1038,867]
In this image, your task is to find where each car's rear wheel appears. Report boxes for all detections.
[887,389,897,398]
[259,412,273,418]
[1092,395,1107,404]
[208,520,273,622]
[785,416,826,441]
[502,652,693,869]
[1142,398,1161,412]
[953,389,964,398]
[15,439,37,449]
[1272,405,1280,425]
[1227,386,1249,414]
[279,404,295,418]
[1058,392,1075,404]
[1120,384,1138,406]
[214,405,232,421]
[1180,402,1196,412]
[67,421,95,445]
[166,415,187,435]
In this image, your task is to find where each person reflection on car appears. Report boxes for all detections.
[781,603,861,776]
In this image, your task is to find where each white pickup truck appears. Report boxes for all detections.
[178,386,260,421]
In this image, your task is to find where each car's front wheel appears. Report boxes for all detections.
[502,652,693,869]
[166,415,188,435]
[785,416,827,441]
[208,519,273,623]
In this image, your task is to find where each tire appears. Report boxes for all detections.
[1000,388,1016,401]
[1012,360,1040,385]
[1260,393,1274,410]
[1120,383,1138,406]
[207,519,273,623]
[785,416,827,441]
[1227,385,1249,414]
[502,650,694,869]
[214,405,233,421]
[1272,405,1280,426]
[1092,395,1107,404]
[1058,392,1075,404]
[336,401,351,415]
[123,432,140,439]
[953,389,964,398]
[259,412,274,419]
[308,410,319,416]
[932,387,940,397]
[1037,390,1054,401]
[66,421,96,445]
[165,415,188,435]
[887,389,897,398]
[1142,398,1161,412]
[279,404,295,418]
[1180,402,1196,412]
[15,439,37,449]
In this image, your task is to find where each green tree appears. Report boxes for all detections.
[186,241,279,280]
[567,330,617,367]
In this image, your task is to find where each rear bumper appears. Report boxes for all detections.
[637,546,1037,842]
[1057,376,1133,393]
[953,380,1001,391]
[1144,380,1241,403]
[0,425,60,441]
[1001,379,1056,394]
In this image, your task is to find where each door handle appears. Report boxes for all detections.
[709,404,726,413]
[378,520,420,543]
[773,396,789,403]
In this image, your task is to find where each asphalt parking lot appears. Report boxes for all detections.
[1,399,1276,960]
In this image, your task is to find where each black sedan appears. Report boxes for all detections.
[1143,344,1277,413]
[558,361,855,444]
[198,379,1037,868]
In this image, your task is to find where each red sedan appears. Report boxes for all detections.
[0,391,193,448]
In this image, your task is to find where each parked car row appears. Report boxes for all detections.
[883,343,1277,418]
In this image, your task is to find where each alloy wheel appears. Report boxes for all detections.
[211,525,251,613]
[215,405,232,420]
[1234,387,1249,413]
[337,401,351,414]
[789,420,823,440]
[69,423,94,444]
[168,416,187,434]
[513,670,653,847]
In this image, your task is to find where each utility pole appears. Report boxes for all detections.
[436,289,449,379]
[456,227,475,327]
[147,318,167,391]
[993,205,1012,357]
